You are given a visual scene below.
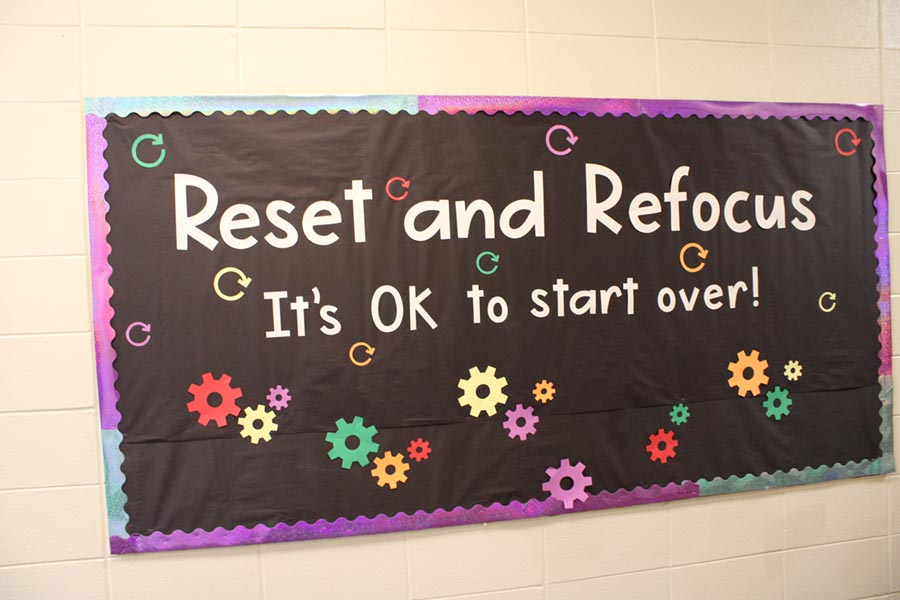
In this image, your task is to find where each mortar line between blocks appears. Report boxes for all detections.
[257,545,266,600]
[523,0,533,95]
[0,556,107,570]
[767,0,776,103]
[781,490,787,600]
[0,482,102,494]
[383,0,390,93]
[650,0,661,99]
[235,0,242,95]
[422,585,551,600]
[667,502,673,600]
[404,533,413,600]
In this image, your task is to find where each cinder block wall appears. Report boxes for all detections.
[1,1,898,599]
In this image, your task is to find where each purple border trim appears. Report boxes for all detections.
[110,482,697,554]
[416,95,882,121]
[87,95,891,554]
[86,113,120,430]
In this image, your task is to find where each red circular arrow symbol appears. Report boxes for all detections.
[386,176,410,201]
[834,128,861,156]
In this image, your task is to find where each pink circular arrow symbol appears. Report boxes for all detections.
[834,128,861,156]
[126,322,151,347]
[545,124,579,156]
[386,176,410,201]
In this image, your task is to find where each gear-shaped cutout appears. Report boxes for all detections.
[542,458,592,509]
[186,372,242,427]
[407,438,431,462]
[238,404,278,444]
[371,451,410,489]
[266,385,291,410]
[784,360,803,382]
[670,403,690,425]
[325,416,379,469]
[458,365,508,417]
[763,386,792,420]
[727,349,769,397]
[532,379,556,403]
[646,428,678,464]
[503,404,539,441]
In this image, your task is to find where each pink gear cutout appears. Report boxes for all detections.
[542,458,592,509]
[267,385,291,411]
[502,404,539,441]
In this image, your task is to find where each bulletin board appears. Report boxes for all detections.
[85,96,893,553]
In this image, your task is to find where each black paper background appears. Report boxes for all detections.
[103,111,881,536]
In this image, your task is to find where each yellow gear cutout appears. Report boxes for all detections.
[238,404,278,444]
[458,365,509,417]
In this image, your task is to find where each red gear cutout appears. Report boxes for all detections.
[407,438,432,462]
[187,372,242,427]
[646,428,678,464]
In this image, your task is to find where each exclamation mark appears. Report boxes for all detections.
[752,266,759,307]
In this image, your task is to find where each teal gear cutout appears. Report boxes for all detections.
[325,416,380,469]
[763,386,792,420]
[670,403,690,425]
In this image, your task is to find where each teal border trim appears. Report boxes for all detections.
[84,95,419,117]
[102,429,128,538]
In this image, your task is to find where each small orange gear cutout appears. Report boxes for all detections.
[727,349,769,397]
[532,379,556,403]
[371,451,410,489]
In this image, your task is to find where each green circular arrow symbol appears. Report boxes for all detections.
[131,133,166,168]
[476,251,500,275]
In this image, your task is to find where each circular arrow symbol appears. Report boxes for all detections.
[679,242,709,273]
[476,251,500,275]
[125,322,152,347]
[834,128,861,156]
[349,341,376,366]
[214,267,252,301]
[819,291,837,313]
[131,133,166,168]
[386,176,410,201]
[545,124,579,156]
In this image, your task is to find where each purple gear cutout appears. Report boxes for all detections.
[266,385,291,411]
[502,404,539,441]
[542,458,593,509]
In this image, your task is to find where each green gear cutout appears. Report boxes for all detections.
[670,403,690,425]
[325,416,379,469]
[763,386,792,420]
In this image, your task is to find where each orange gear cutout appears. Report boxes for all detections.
[532,379,556,403]
[727,350,769,397]
[371,451,410,489]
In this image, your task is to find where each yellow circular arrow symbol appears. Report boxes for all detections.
[818,291,837,313]
[214,267,252,301]
[349,342,376,367]
[679,242,709,273]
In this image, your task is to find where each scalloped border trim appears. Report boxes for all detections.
[85,95,893,554]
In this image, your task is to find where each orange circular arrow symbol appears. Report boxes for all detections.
[834,128,861,156]
[679,242,709,273]
[386,177,410,201]
[349,342,376,366]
